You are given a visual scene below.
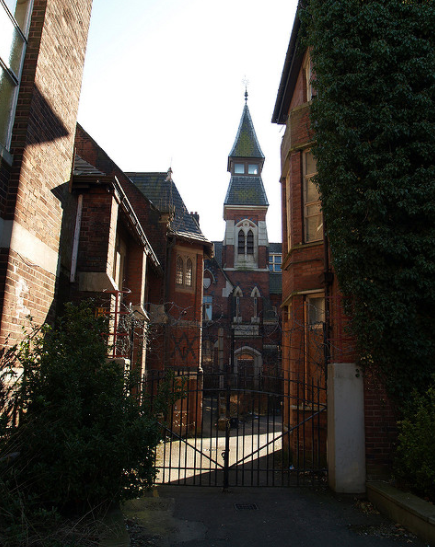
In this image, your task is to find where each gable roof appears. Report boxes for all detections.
[228,103,265,163]
[72,154,161,270]
[224,175,269,207]
[127,170,212,247]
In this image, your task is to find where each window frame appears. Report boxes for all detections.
[303,149,323,243]
[0,0,34,153]
[305,293,325,329]
[268,253,282,272]
[175,252,196,291]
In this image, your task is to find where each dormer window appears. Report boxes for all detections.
[234,163,244,174]
[248,164,258,175]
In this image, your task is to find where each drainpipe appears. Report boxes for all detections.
[323,219,333,379]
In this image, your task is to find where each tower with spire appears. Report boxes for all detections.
[202,92,282,380]
[222,89,270,272]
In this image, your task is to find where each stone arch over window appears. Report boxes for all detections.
[251,287,261,320]
[234,220,258,268]
[233,286,243,322]
[203,268,215,289]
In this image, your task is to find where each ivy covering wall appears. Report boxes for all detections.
[300,0,435,402]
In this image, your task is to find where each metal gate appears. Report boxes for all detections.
[144,366,327,488]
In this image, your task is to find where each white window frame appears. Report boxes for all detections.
[268,254,282,272]
[175,252,196,291]
[0,0,34,154]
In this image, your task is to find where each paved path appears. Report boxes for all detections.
[122,486,429,547]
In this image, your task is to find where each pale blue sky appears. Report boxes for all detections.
[78,0,298,243]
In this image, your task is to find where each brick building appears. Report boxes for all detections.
[126,169,213,374]
[0,0,212,392]
[272,9,397,484]
[202,94,282,387]
[0,0,93,347]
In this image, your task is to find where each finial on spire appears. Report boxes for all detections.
[242,76,249,104]
[166,167,173,182]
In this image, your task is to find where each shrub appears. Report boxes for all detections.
[0,300,170,519]
[394,381,435,502]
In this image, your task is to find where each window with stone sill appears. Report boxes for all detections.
[0,0,33,152]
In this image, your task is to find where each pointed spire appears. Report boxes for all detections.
[228,101,265,162]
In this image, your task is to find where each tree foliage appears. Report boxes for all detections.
[0,301,170,520]
[301,0,435,401]
[395,380,435,501]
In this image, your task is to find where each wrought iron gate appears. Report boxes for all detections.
[144,365,326,488]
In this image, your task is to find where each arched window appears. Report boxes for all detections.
[238,230,245,254]
[176,256,184,285]
[247,230,254,254]
[185,258,193,287]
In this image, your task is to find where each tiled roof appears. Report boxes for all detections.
[269,242,282,253]
[212,241,223,267]
[229,104,265,160]
[224,175,269,207]
[73,155,105,176]
[127,171,211,245]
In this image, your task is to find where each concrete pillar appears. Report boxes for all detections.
[327,362,366,493]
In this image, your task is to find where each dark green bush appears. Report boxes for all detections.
[394,381,435,501]
[0,301,170,521]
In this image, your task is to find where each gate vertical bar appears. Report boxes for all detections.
[223,325,233,490]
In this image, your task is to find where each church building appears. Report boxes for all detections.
[202,93,282,384]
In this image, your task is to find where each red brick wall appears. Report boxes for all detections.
[279,47,399,479]
[364,370,398,479]
[0,0,92,345]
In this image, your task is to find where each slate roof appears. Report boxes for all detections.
[224,175,269,207]
[73,155,105,176]
[126,171,211,245]
[212,241,223,267]
[269,242,282,254]
[229,104,265,160]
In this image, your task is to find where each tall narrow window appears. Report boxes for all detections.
[238,230,245,254]
[203,296,212,321]
[185,258,193,287]
[303,150,323,243]
[247,230,254,254]
[0,0,33,151]
[176,256,184,285]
